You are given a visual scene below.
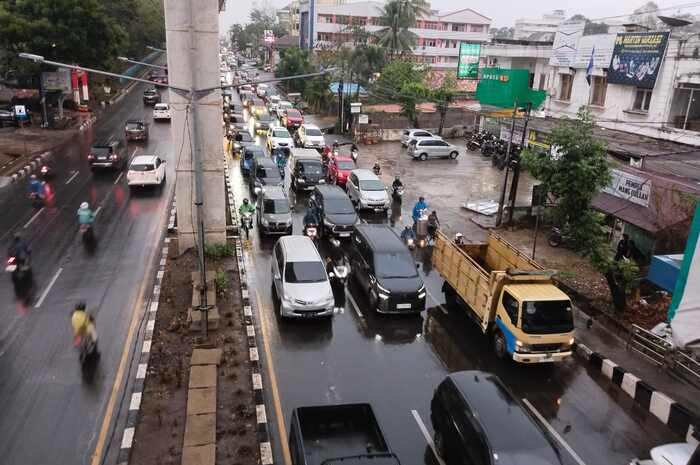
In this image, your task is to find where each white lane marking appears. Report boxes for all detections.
[65,171,79,185]
[411,410,447,465]
[23,208,44,229]
[113,172,123,185]
[346,289,364,319]
[522,399,587,465]
[94,206,102,217]
[120,427,135,449]
[35,267,63,308]
[129,392,142,411]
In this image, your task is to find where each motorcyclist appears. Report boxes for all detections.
[77,202,95,226]
[454,232,465,245]
[28,174,44,199]
[239,198,255,216]
[412,197,428,223]
[400,225,416,243]
[71,301,98,350]
[427,210,440,244]
[373,161,381,175]
[303,201,319,236]
[392,176,403,190]
[7,233,30,263]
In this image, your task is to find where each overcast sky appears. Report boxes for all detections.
[219,0,699,31]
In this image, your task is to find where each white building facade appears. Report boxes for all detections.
[297,0,491,69]
[513,10,566,40]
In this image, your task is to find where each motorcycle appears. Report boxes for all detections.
[392,185,404,203]
[77,314,99,364]
[351,146,359,163]
[241,212,253,240]
[481,139,496,156]
[372,162,381,176]
[29,192,43,208]
[405,237,415,250]
[80,223,95,247]
[6,255,33,294]
[548,227,573,248]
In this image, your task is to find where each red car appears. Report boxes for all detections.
[282,108,303,131]
[327,155,356,187]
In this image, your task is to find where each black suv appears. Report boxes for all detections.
[143,88,160,105]
[431,371,567,465]
[249,157,282,195]
[309,185,358,239]
[349,224,425,314]
[88,139,127,170]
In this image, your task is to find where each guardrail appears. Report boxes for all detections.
[627,324,700,388]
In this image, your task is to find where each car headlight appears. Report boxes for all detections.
[297,178,305,184]
[255,121,261,127]
[567,337,575,346]
[318,179,326,184]
[324,218,335,227]
[261,217,269,226]
[515,340,531,353]
[376,282,390,296]
[418,285,426,299]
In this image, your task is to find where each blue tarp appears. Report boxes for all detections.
[329,82,366,95]
[647,254,683,293]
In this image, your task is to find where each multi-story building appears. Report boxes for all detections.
[297,0,491,69]
[280,0,350,37]
[513,10,566,40]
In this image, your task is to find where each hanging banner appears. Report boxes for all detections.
[608,32,669,89]
[549,21,585,67]
[457,43,480,80]
[602,168,652,208]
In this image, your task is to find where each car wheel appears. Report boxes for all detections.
[493,330,507,359]
[449,151,459,159]
[420,153,428,161]
[434,429,447,459]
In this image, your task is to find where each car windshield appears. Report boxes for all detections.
[239,133,253,142]
[359,179,385,191]
[325,198,355,215]
[273,129,290,138]
[258,113,272,121]
[287,110,301,118]
[375,252,418,279]
[521,300,574,334]
[305,128,322,137]
[336,160,355,170]
[92,146,111,155]
[155,104,168,110]
[126,122,143,130]
[264,199,290,214]
[284,261,327,283]
[258,166,281,180]
[298,161,322,175]
[130,164,155,171]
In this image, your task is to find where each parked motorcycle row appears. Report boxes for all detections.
[465,130,522,170]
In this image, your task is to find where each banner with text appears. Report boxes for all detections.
[608,32,669,89]
[602,169,652,208]
[457,43,480,80]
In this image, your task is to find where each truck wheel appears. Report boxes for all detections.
[493,331,507,359]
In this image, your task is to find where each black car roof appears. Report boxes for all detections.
[355,225,406,253]
[314,184,347,200]
[446,371,565,465]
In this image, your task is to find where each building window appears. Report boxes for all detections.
[589,75,607,106]
[559,73,573,101]
[633,88,652,112]
[424,39,436,47]
[470,24,484,32]
[538,74,547,90]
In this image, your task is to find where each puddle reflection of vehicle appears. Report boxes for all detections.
[346,278,424,344]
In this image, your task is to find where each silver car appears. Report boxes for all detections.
[408,138,460,161]
[345,169,390,213]
[271,236,335,318]
[401,129,440,146]
[257,186,293,236]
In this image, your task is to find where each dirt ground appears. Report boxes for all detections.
[129,241,259,465]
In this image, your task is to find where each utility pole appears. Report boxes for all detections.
[338,79,344,132]
[495,103,518,227]
[506,103,532,226]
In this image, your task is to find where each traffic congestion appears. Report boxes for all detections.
[219,51,681,465]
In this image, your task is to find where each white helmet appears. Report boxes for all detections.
[80,202,89,209]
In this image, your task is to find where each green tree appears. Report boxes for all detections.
[275,47,314,93]
[431,74,458,135]
[376,0,429,56]
[520,109,639,310]
[373,58,424,100]
[398,81,428,127]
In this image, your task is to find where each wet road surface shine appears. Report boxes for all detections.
[0,82,174,465]
[228,83,678,465]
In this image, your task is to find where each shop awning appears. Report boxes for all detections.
[591,192,663,233]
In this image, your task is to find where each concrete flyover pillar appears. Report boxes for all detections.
[165,0,226,253]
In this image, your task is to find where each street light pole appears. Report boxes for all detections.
[117,56,168,70]
[495,103,517,227]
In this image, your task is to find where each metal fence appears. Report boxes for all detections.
[627,324,700,388]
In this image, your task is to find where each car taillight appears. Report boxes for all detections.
[40,166,48,173]
[87,154,94,160]
[110,154,118,160]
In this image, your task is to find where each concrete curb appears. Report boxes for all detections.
[116,195,176,465]
[573,342,699,443]
[224,158,274,465]
[9,151,52,183]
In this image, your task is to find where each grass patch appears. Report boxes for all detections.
[205,242,234,259]
[215,270,228,297]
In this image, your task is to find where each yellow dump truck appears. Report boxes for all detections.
[432,231,575,363]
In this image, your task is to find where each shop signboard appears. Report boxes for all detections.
[457,43,480,80]
[527,129,551,151]
[41,70,71,94]
[475,68,546,109]
[608,32,669,89]
[602,168,652,208]
[549,21,585,67]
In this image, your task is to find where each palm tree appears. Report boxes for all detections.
[376,0,430,57]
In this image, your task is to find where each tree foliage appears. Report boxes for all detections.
[431,73,458,135]
[376,0,429,56]
[229,5,286,56]
[373,58,424,100]
[0,0,164,74]
[275,47,314,93]
[398,81,428,127]
[568,14,610,35]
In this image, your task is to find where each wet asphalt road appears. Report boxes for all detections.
[229,81,678,465]
[0,82,174,464]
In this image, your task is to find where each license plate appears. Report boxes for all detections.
[339,232,350,237]
[396,303,411,309]
[98,157,106,160]
[374,208,384,212]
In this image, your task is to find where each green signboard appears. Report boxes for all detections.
[475,68,547,109]
[457,43,480,80]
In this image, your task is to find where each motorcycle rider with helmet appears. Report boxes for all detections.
[71,301,98,358]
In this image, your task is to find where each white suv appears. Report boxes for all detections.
[401,129,439,146]
[345,169,390,213]
[267,126,295,152]
[271,236,334,318]
[297,124,325,149]
[127,155,167,188]
[153,103,171,121]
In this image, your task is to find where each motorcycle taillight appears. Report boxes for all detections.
[7,257,15,264]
